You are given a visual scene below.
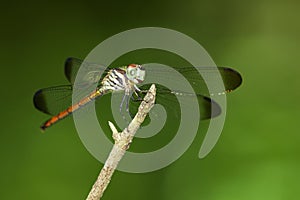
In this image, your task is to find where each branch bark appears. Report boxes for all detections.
[86,84,156,200]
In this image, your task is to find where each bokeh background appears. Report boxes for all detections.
[1,0,299,199]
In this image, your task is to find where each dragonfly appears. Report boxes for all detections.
[33,57,242,131]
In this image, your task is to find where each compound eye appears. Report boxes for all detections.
[130,68,136,76]
[127,67,137,80]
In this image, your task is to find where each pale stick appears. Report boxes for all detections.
[86,84,156,200]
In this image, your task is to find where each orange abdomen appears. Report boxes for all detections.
[41,90,103,130]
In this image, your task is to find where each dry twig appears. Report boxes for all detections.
[86,84,156,200]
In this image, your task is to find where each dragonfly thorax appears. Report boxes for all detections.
[100,64,145,93]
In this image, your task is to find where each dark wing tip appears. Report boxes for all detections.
[33,89,52,115]
[33,89,44,111]
[65,57,73,64]
[65,57,81,66]
[64,57,75,81]
[198,95,222,120]
[204,96,222,118]
[64,57,84,83]
[65,57,82,66]
[219,67,243,92]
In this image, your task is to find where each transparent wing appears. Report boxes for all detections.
[130,84,221,121]
[64,57,109,86]
[156,86,221,120]
[33,85,73,115]
[145,65,242,96]
[177,66,242,93]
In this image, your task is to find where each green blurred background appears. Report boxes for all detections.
[1,0,299,199]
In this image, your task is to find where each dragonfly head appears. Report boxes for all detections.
[126,64,146,84]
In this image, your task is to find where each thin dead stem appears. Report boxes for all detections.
[86,84,156,200]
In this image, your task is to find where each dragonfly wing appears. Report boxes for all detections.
[33,85,73,115]
[178,66,242,96]
[213,67,242,93]
[198,95,221,119]
[64,57,109,86]
[133,84,221,121]
[155,86,221,120]
[145,66,242,95]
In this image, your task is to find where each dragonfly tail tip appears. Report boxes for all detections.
[40,125,47,132]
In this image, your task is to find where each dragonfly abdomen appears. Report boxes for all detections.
[40,89,105,131]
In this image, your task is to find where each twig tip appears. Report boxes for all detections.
[108,121,118,134]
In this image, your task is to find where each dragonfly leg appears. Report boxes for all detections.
[119,92,134,121]
[119,87,145,120]
[119,93,127,113]
[134,85,141,92]
[125,91,134,112]
[119,94,128,122]
[132,85,146,101]
[131,91,143,102]
[125,95,129,112]
[127,91,136,118]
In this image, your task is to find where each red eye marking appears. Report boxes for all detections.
[128,64,137,68]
